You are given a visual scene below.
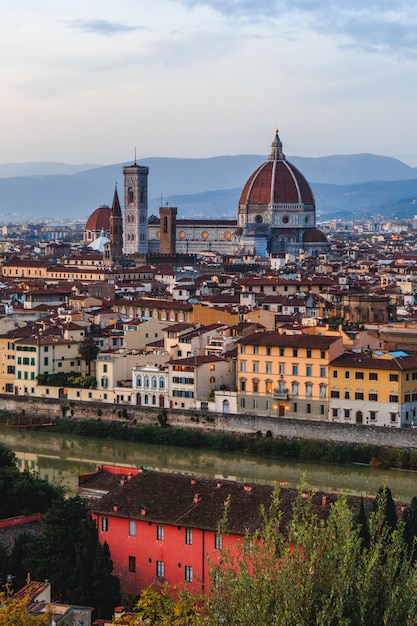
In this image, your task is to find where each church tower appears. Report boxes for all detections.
[123,161,149,255]
[159,206,177,255]
[110,185,123,260]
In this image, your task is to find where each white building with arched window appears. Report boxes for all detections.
[132,363,169,409]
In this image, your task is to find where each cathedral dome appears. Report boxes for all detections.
[303,228,328,243]
[85,205,111,232]
[238,131,314,210]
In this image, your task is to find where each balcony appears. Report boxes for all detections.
[273,388,289,400]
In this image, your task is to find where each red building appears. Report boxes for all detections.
[78,465,372,596]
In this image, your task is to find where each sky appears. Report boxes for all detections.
[2,0,417,166]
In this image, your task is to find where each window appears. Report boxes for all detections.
[344,409,351,419]
[103,364,108,373]
[389,394,398,403]
[292,364,298,376]
[101,517,108,532]
[405,393,411,403]
[252,361,259,373]
[253,398,258,409]
[156,560,164,578]
[240,361,246,373]
[369,372,378,381]
[215,534,222,549]
[293,402,297,412]
[306,365,312,377]
[240,398,246,408]
[266,346,271,356]
[128,556,136,572]
[129,520,136,537]
[279,348,285,357]
[306,403,311,414]
[320,366,326,378]
[390,412,397,423]
[331,389,340,398]
[44,357,49,366]
[292,381,299,396]
[390,373,399,381]
[320,404,325,415]
[344,390,350,399]
[185,565,193,583]
[240,345,246,354]
[320,350,326,359]
[253,346,258,355]
[7,366,15,374]
[252,379,259,393]
[355,372,364,380]
[344,371,350,379]
[266,362,272,374]
[292,348,298,357]
[185,528,192,545]
[369,411,377,421]
[306,349,312,358]
[306,383,312,397]
[355,391,364,400]
[279,363,285,375]
[319,384,326,398]
[369,392,378,401]
[240,379,246,392]
[332,408,338,418]
[157,525,164,541]
[332,371,338,378]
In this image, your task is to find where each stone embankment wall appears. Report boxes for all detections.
[2,394,417,450]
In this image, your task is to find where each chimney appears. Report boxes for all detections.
[193,493,202,504]
[141,508,147,516]
[113,505,118,512]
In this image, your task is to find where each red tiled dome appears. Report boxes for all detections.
[239,131,314,209]
[303,228,328,243]
[85,206,111,232]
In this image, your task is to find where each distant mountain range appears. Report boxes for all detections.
[0,153,417,223]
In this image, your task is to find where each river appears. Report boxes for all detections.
[1,428,417,502]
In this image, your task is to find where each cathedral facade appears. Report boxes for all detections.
[84,131,329,259]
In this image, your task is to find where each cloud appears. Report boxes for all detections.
[66,19,145,36]
[179,1,417,57]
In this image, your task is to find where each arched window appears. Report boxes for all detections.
[136,376,142,387]
[144,376,150,388]
[163,216,168,234]
[144,394,149,405]
[253,379,259,393]
[152,395,156,405]
[306,382,313,397]
[128,188,134,204]
[159,377,165,389]
[152,376,158,389]
[240,378,246,392]
[292,381,299,396]
[319,384,326,398]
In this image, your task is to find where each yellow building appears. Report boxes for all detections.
[329,350,417,428]
[237,331,344,419]
[13,335,81,396]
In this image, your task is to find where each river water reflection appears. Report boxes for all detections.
[2,428,417,502]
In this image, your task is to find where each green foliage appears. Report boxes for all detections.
[157,409,169,429]
[24,496,120,619]
[0,466,63,520]
[53,417,417,472]
[202,483,417,626]
[78,336,100,375]
[0,442,17,469]
[37,372,97,389]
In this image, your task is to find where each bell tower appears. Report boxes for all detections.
[159,206,177,255]
[123,160,149,255]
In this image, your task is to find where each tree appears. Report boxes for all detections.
[402,496,417,561]
[0,593,50,625]
[200,484,417,626]
[25,497,120,618]
[78,336,100,376]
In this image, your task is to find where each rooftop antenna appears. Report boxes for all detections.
[134,147,137,165]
